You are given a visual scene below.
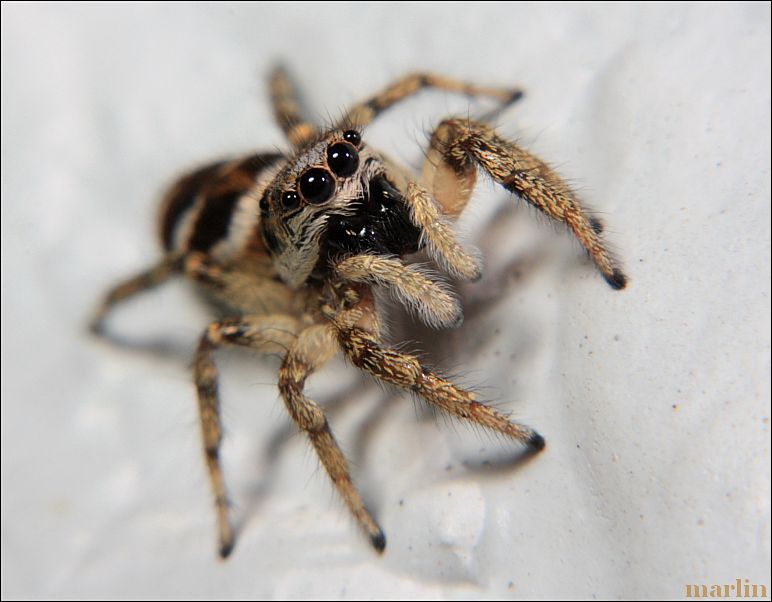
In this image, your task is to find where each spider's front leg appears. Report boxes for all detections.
[331,302,545,451]
[422,118,628,289]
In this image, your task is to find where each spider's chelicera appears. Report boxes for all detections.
[92,68,627,558]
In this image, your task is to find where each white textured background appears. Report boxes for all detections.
[2,3,770,599]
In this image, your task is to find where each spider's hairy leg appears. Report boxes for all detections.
[339,73,523,128]
[183,252,296,316]
[336,324,545,451]
[278,323,386,552]
[424,118,628,290]
[89,253,184,334]
[401,180,482,281]
[195,313,302,558]
[335,254,462,329]
[270,65,317,148]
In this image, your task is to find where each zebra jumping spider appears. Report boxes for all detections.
[91,67,627,558]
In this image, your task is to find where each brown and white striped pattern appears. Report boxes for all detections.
[159,153,286,264]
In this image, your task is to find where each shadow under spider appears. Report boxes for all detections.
[230,378,374,540]
[90,329,195,364]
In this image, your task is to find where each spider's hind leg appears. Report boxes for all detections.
[278,323,386,552]
[89,253,184,334]
[194,313,301,557]
[270,65,317,148]
[422,118,628,289]
[339,73,523,129]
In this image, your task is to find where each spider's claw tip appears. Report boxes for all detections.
[218,540,235,559]
[506,89,524,105]
[468,267,483,283]
[371,530,387,553]
[604,269,628,291]
[527,432,546,452]
[88,312,107,336]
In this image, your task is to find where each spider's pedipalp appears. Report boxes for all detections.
[335,254,462,329]
[403,181,482,281]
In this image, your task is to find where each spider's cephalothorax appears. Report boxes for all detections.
[92,68,628,558]
[258,129,422,289]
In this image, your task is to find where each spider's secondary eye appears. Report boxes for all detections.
[327,143,359,178]
[281,191,300,210]
[299,168,334,204]
[343,130,361,146]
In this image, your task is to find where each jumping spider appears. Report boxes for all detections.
[91,67,627,557]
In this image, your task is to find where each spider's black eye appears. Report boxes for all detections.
[259,192,270,212]
[327,143,359,178]
[343,130,361,146]
[299,168,335,204]
[281,190,300,210]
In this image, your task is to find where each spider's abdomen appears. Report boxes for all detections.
[159,153,284,260]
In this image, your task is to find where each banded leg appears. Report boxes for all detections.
[195,314,301,557]
[337,325,545,451]
[423,118,628,289]
[90,253,183,333]
[339,73,523,129]
[278,324,386,552]
[270,65,317,148]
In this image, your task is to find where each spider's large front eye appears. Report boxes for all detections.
[327,143,359,178]
[299,168,334,204]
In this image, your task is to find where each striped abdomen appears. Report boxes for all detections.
[159,153,285,262]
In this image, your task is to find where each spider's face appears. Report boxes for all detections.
[260,129,421,288]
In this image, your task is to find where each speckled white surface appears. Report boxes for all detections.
[2,3,770,599]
